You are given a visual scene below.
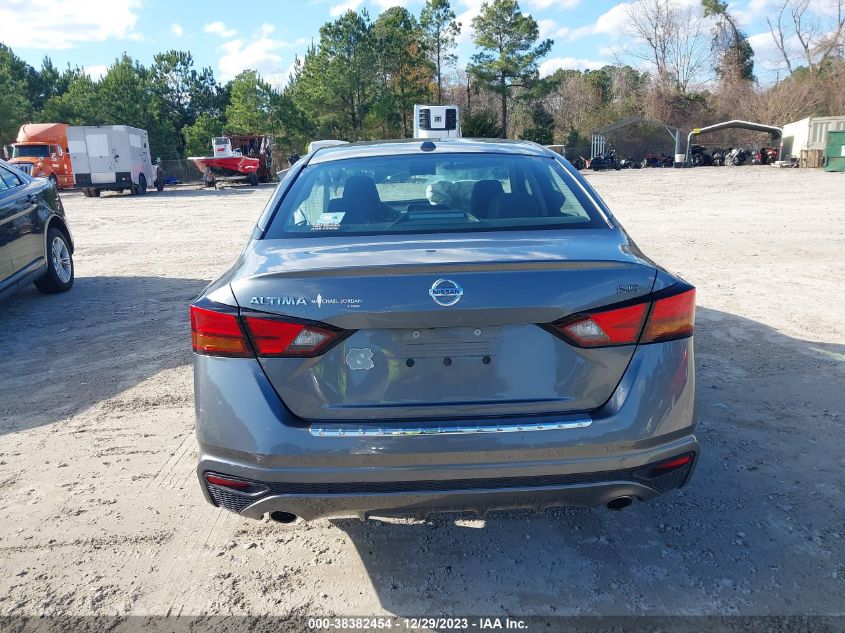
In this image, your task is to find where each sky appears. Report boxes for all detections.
[0,0,833,88]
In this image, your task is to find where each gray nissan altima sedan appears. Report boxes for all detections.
[191,139,697,523]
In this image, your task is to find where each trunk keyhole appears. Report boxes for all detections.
[443,357,452,366]
[406,359,415,368]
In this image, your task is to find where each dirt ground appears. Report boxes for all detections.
[0,167,843,620]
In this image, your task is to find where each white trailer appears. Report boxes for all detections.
[780,116,845,160]
[67,125,161,197]
[414,105,461,139]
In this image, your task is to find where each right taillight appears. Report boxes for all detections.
[548,284,695,348]
[641,287,696,343]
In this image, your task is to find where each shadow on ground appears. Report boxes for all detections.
[0,275,209,433]
[330,307,844,615]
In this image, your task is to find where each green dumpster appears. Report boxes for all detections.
[825,130,845,172]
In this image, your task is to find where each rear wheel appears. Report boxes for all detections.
[249,172,259,186]
[35,227,74,294]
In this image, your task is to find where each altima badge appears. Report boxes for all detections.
[429,279,463,307]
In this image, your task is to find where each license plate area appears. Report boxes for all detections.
[399,327,492,359]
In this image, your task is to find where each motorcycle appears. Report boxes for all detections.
[711,148,727,166]
[571,156,587,170]
[590,149,622,171]
[728,148,750,166]
[689,144,713,167]
[641,152,660,168]
[752,147,778,165]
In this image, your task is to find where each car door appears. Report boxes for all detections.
[0,164,43,275]
[0,170,15,284]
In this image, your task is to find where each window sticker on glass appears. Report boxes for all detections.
[314,212,345,230]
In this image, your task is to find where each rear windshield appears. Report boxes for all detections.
[263,153,607,238]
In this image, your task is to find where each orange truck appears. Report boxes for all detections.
[7,123,74,189]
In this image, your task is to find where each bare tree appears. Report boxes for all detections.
[767,0,845,76]
[623,0,713,92]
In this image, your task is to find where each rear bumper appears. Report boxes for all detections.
[202,443,698,520]
[195,336,697,520]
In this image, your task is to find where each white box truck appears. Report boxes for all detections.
[414,105,461,139]
[780,115,845,160]
[67,125,162,197]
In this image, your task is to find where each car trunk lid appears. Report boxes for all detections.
[230,231,657,421]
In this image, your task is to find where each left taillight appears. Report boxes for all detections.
[190,304,346,358]
[190,305,252,357]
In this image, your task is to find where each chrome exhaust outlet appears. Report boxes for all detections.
[269,511,299,524]
[606,496,633,511]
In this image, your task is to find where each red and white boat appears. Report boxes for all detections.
[189,137,260,187]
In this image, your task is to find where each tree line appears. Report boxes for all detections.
[1,0,843,161]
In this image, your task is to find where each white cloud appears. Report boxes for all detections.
[455,0,486,44]
[747,30,799,77]
[330,0,362,16]
[0,0,142,50]
[540,57,608,75]
[83,64,109,80]
[525,0,579,9]
[217,23,301,87]
[371,0,413,7]
[204,21,237,38]
[567,1,632,40]
[170,23,184,37]
[537,19,571,40]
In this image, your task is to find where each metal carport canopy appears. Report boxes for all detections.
[591,116,683,160]
[686,120,782,160]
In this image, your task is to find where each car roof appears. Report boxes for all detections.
[307,138,554,165]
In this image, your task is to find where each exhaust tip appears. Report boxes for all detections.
[606,496,633,511]
[269,511,299,524]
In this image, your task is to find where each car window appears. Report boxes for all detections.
[0,165,24,191]
[265,153,606,238]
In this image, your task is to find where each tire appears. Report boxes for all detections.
[84,188,101,197]
[34,227,74,294]
[249,172,259,186]
[83,188,92,198]
[156,179,164,192]
[138,174,147,195]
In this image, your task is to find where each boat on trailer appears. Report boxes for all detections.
[189,137,261,187]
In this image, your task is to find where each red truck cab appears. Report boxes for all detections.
[9,123,74,189]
